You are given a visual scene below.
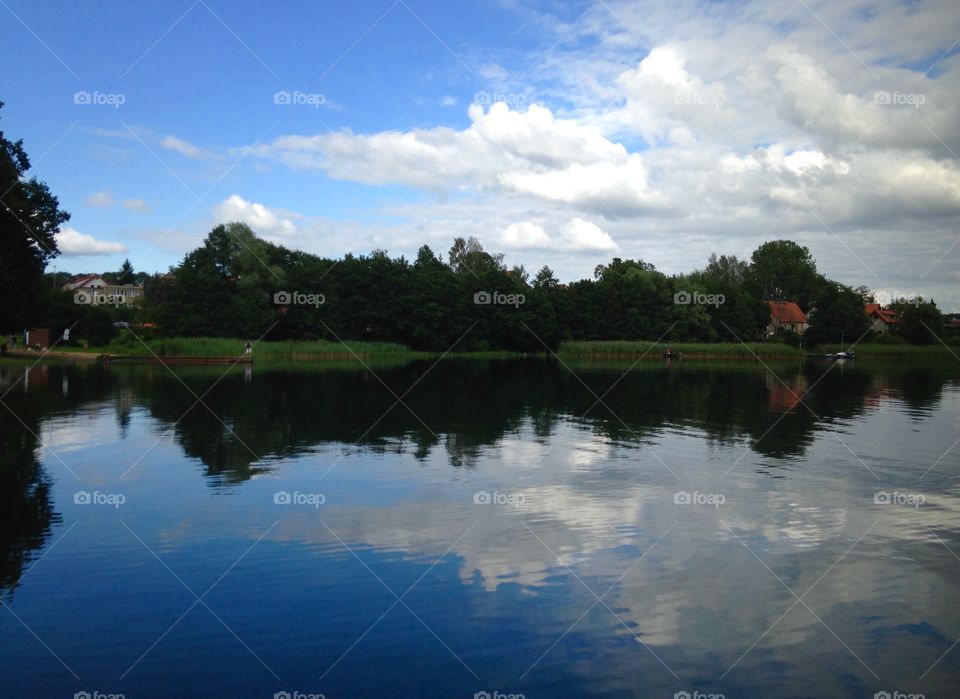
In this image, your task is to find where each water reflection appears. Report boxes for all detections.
[0,359,958,698]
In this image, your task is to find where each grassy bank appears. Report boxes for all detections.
[558,340,803,359]
[107,336,421,360]
[814,343,960,360]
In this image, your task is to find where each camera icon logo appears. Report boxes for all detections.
[74,292,91,305]
[274,692,292,699]
[673,491,692,505]
[673,290,691,305]
[873,692,891,699]
[673,693,691,699]
[473,491,492,505]
[273,91,292,105]
[274,491,292,505]
[273,290,291,305]
[874,491,891,505]
[473,291,491,305]
[474,692,492,699]
[873,91,892,105]
[73,91,92,105]
[74,491,92,505]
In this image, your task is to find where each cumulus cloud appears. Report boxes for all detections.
[215,194,300,238]
[56,227,127,256]
[497,218,619,252]
[194,0,960,308]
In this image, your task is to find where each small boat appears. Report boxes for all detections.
[662,348,683,359]
[829,351,855,360]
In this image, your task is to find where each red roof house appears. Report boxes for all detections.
[766,301,809,336]
[864,303,901,332]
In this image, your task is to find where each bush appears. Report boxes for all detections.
[868,332,905,345]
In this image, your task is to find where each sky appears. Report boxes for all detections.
[2,0,959,309]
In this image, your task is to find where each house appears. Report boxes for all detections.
[864,303,901,333]
[63,274,144,305]
[766,301,809,336]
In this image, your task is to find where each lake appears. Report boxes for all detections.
[1,358,958,698]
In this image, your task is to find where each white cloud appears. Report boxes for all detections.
[215,194,300,238]
[182,0,960,309]
[56,227,127,256]
[122,198,150,213]
[496,218,619,252]
[86,191,115,207]
[498,221,553,249]
[161,135,207,159]
[441,95,457,107]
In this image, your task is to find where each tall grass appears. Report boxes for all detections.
[558,340,803,358]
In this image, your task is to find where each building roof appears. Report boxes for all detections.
[864,303,901,324]
[768,300,807,324]
[67,274,103,285]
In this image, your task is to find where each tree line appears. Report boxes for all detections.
[60,223,948,351]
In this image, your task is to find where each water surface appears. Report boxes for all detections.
[1,358,958,698]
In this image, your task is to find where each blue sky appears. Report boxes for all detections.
[3,0,960,309]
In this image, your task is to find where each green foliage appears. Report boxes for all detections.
[898,302,945,345]
[95,225,949,353]
[745,240,820,311]
[0,102,69,330]
[804,281,871,346]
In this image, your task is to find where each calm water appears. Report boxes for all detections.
[1,358,959,699]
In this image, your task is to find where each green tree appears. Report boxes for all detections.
[704,253,749,284]
[118,258,134,285]
[898,302,944,345]
[0,102,70,330]
[745,240,820,311]
[448,236,504,275]
[804,281,871,347]
[533,265,559,290]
